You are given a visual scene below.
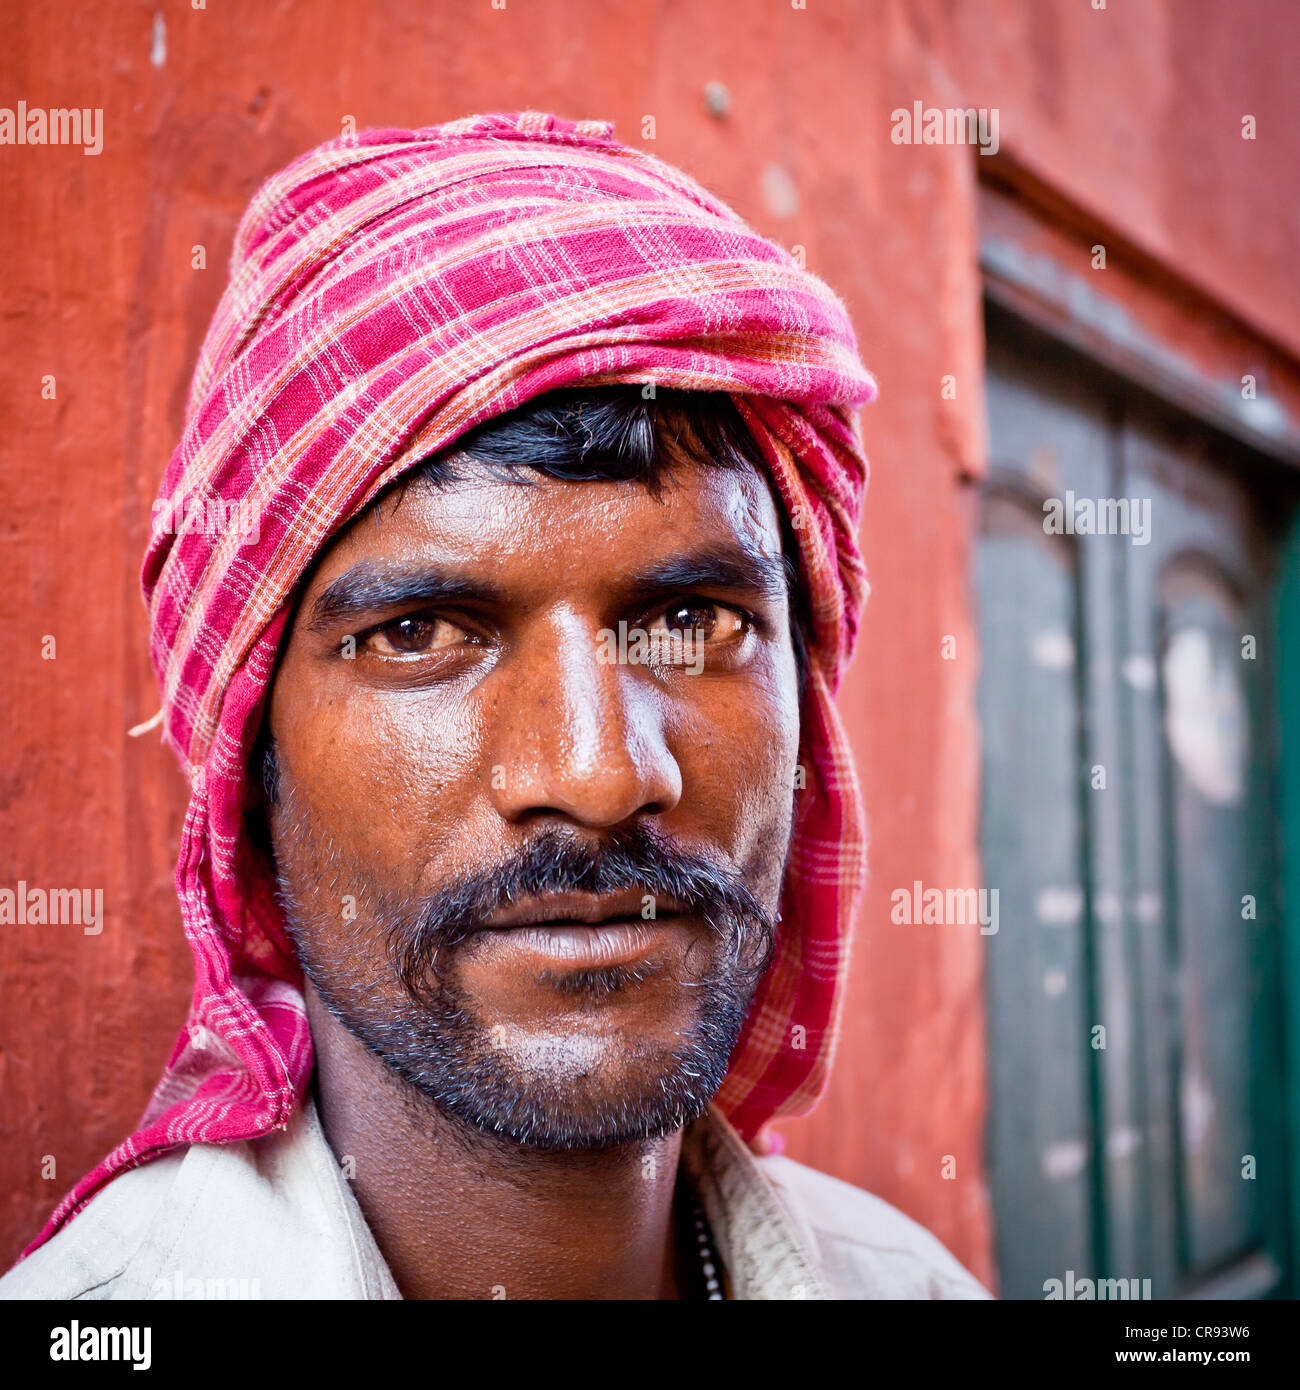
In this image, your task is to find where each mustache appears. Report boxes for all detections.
[376,823,777,1003]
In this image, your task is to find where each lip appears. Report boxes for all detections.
[484,919,684,968]
[474,890,691,971]
[483,889,684,931]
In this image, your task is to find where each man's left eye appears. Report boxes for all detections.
[645,600,746,642]
[363,616,471,657]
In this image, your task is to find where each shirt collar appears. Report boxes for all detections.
[680,1105,832,1300]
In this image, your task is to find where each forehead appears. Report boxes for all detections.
[305,460,788,595]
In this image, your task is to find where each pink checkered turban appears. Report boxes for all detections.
[26,110,875,1254]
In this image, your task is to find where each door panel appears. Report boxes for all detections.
[1124,419,1285,1296]
[978,489,1096,1293]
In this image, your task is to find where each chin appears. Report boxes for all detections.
[374,1012,742,1150]
[432,1071,719,1151]
[311,952,754,1149]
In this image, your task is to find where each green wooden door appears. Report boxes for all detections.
[978,310,1293,1298]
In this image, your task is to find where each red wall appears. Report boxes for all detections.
[3,0,1297,1284]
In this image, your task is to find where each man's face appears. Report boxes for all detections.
[266,453,803,1149]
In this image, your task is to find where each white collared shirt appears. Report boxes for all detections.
[1,1095,991,1300]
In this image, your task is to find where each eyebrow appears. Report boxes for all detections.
[306,539,794,633]
[631,540,793,604]
[307,565,502,631]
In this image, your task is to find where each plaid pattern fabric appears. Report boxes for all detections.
[23,110,875,1256]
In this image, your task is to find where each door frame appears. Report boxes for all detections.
[976,174,1300,1297]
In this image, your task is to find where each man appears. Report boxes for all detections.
[2,111,988,1300]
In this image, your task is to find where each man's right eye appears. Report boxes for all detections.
[361,615,472,657]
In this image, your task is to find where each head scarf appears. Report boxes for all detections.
[25,110,874,1255]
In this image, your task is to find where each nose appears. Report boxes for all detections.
[485,609,683,827]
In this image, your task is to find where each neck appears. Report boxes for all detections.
[304,984,695,1300]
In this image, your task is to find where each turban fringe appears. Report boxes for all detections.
[23,111,874,1257]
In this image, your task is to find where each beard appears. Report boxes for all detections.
[269,787,779,1152]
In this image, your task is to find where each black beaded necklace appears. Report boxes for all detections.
[686,1192,726,1300]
